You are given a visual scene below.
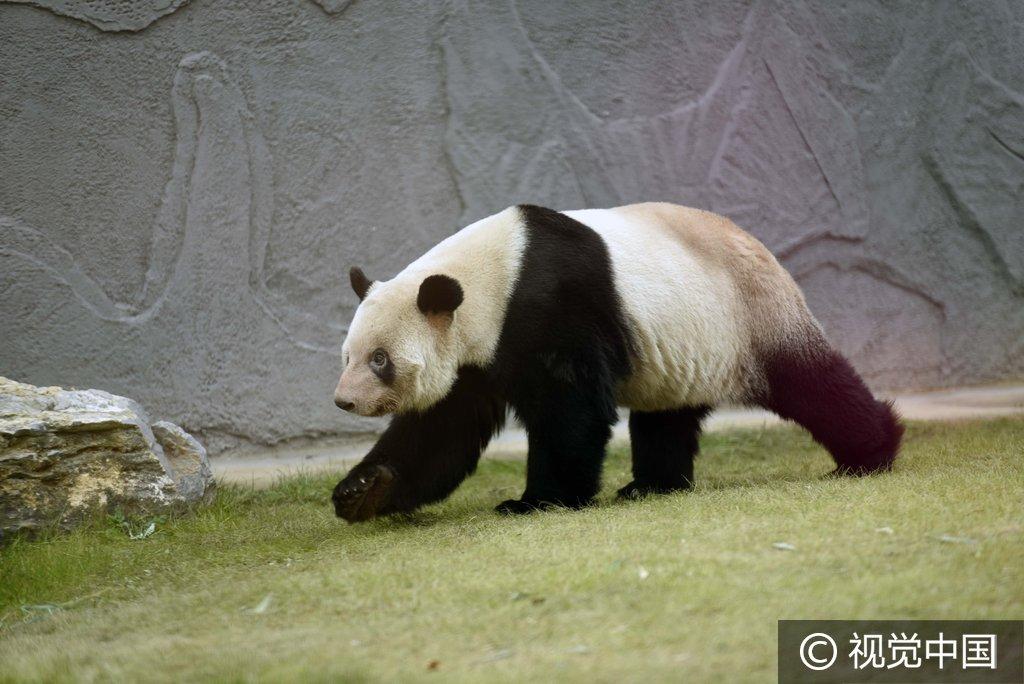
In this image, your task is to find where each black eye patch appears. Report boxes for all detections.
[369,348,395,385]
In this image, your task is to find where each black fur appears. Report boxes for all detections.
[349,266,372,301]
[332,366,505,521]
[757,330,903,475]
[489,205,635,512]
[417,274,464,315]
[618,406,711,498]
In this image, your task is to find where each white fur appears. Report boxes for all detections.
[564,208,752,409]
[341,207,527,412]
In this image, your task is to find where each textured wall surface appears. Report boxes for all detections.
[2,0,1022,452]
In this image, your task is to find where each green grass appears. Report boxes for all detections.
[1,418,1022,682]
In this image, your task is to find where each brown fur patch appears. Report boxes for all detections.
[614,202,817,402]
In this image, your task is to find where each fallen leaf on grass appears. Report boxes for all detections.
[129,522,156,540]
[477,649,512,663]
[509,591,545,604]
[248,594,273,614]
[110,512,163,540]
[937,534,977,545]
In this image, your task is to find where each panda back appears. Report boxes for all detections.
[564,204,776,409]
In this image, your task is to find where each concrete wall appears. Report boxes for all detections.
[2,0,1022,453]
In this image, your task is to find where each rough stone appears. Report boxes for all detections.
[0,1,1021,453]
[5,0,189,32]
[0,377,214,539]
[151,421,213,503]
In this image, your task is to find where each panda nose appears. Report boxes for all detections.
[335,399,355,412]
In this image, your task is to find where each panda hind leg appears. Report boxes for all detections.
[617,406,712,499]
[758,338,904,475]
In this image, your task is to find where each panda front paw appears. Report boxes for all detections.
[332,464,396,522]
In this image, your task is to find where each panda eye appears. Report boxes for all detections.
[370,349,388,368]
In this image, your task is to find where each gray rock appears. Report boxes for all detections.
[151,420,213,503]
[0,376,214,539]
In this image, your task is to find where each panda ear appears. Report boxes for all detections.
[417,274,464,316]
[349,266,373,301]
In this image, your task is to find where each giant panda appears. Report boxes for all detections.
[331,203,903,522]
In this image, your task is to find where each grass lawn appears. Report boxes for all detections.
[1,418,1022,682]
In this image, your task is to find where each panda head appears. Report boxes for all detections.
[334,266,464,416]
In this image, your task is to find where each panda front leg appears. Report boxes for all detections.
[496,380,617,514]
[333,366,506,522]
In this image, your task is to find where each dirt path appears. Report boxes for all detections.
[212,383,1024,486]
